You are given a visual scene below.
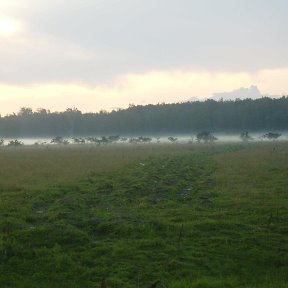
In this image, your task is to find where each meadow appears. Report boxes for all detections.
[0,142,287,287]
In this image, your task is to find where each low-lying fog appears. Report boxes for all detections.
[1,133,287,146]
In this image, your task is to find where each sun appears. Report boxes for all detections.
[0,18,18,35]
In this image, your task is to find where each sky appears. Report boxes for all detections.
[0,0,287,115]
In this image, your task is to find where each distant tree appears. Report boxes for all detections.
[240,131,253,142]
[188,136,195,144]
[128,137,152,144]
[7,140,24,147]
[73,137,85,144]
[0,97,288,137]
[0,139,4,146]
[17,107,33,116]
[139,136,152,143]
[86,137,97,144]
[261,132,281,141]
[36,108,50,115]
[129,137,139,144]
[100,136,110,144]
[107,135,120,143]
[86,136,112,145]
[196,131,217,143]
[168,137,178,143]
[34,140,47,145]
[51,136,64,144]
[65,107,81,114]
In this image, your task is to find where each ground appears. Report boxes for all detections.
[0,142,287,287]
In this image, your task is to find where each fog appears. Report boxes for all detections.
[2,133,287,146]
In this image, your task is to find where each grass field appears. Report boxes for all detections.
[0,142,287,287]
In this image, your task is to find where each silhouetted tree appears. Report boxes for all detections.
[240,131,253,142]
[51,136,64,144]
[196,131,217,143]
[168,137,178,143]
[261,132,281,140]
[0,97,287,137]
[7,140,24,147]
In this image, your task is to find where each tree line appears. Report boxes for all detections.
[0,97,287,137]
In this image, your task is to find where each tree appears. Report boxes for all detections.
[107,135,120,143]
[129,137,140,144]
[128,137,151,144]
[73,137,85,144]
[188,136,195,144]
[0,97,287,137]
[196,131,217,143]
[86,137,98,144]
[36,108,50,115]
[51,136,64,144]
[139,136,152,143]
[261,132,281,141]
[168,137,178,143]
[7,140,24,147]
[17,107,33,116]
[240,131,253,142]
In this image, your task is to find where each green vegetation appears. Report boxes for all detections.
[0,97,288,137]
[0,143,287,287]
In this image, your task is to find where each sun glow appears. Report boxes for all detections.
[0,18,18,35]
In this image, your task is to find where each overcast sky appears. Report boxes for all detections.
[0,0,287,114]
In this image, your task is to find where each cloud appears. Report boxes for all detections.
[0,0,287,115]
[255,68,288,95]
[0,0,288,85]
[0,67,287,115]
[212,86,262,101]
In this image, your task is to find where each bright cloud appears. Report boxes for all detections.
[255,68,288,95]
[0,68,287,115]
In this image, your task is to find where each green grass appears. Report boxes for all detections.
[0,142,287,287]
